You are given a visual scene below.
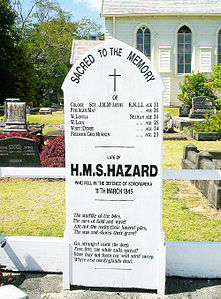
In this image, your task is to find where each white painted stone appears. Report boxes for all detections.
[1,167,221,180]
[62,38,165,293]
[0,236,221,278]
[0,285,28,299]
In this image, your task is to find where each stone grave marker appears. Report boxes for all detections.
[179,107,190,117]
[62,39,166,294]
[189,96,214,118]
[0,137,40,167]
[3,98,28,132]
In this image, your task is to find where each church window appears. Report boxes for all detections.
[137,26,151,59]
[177,26,192,73]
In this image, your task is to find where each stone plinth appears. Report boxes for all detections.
[182,144,221,209]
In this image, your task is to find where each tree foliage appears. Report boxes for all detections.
[0,0,102,105]
[177,72,215,108]
[206,64,221,92]
[26,14,76,98]
[0,0,36,104]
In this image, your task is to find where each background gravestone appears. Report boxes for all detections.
[189,96,214,118]
[3,98,28,132]
[62,39,166,294]
[179,107,190,117]
[0,137,40,167]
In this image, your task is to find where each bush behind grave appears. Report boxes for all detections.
[189,110,221,133]
[40,134,65,167]
[177,72,215,108]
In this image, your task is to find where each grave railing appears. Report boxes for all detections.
[0,167,221,279]
[0,167,221,180]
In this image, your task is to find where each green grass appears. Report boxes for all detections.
[27,111,64,133]
[162,180,221,242]
[0,179,65,237]
[163,140,221,169]
[0,178,220,241]
[163,107,179,117]
[0,109,221,241]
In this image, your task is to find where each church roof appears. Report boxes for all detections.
[101,0,221,16]
[70,40,103,64]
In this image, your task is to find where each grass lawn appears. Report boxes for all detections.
[163,107,179,117]
[163,140,221,169]
[0,107,221,241]
[0,178,220,241]
[0,178,65,237]
[27,111,64,133]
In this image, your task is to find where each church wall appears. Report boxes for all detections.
[105,15,221,106]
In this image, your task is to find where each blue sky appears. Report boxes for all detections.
[21,0,104,28]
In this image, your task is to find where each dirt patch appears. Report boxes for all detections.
[177,180,221,219]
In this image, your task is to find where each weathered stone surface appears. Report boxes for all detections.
[192,131,220,141]
[164,112,174,133]
[179,107,190,117]
[182,144,221,208]
[3,98,28,132]
[44,130,63,141]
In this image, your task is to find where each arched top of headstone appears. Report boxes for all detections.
[62,38,164,98]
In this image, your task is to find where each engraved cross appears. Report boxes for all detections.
[109,69,121,92]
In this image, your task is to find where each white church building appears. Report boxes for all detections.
[71,0,221,106]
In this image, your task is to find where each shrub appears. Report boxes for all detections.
[0,131,43,152]
[206,65,221,92]
[189,111,221,133]
[40,134,65,167]
[215,99,221,110]
[177,72,215,108]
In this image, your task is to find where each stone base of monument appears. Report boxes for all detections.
[0,285,29,299]
[188,112,211,119]
[3,123,28,132]
[182,144,221,209]
[192,131,221,141]
[173,116,204,131]
[163,132,187,140]
[44,129,63,141]
[28,122,44,135]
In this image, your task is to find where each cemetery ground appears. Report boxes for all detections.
[0,110,64,134]
[27,110,64,133]
[0,109,220,242]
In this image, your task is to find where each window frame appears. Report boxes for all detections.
[135,25,152,60]
[177,25,192,75]
[218,28,221,65]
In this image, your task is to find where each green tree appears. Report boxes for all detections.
[206,65,221,92]
[24,5,101,99]
[26,14,76,98]
[0,0,17,103]
[5,0,102,103]
[0,0,37,104]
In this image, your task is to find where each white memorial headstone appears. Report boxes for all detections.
[62,39,166,294]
